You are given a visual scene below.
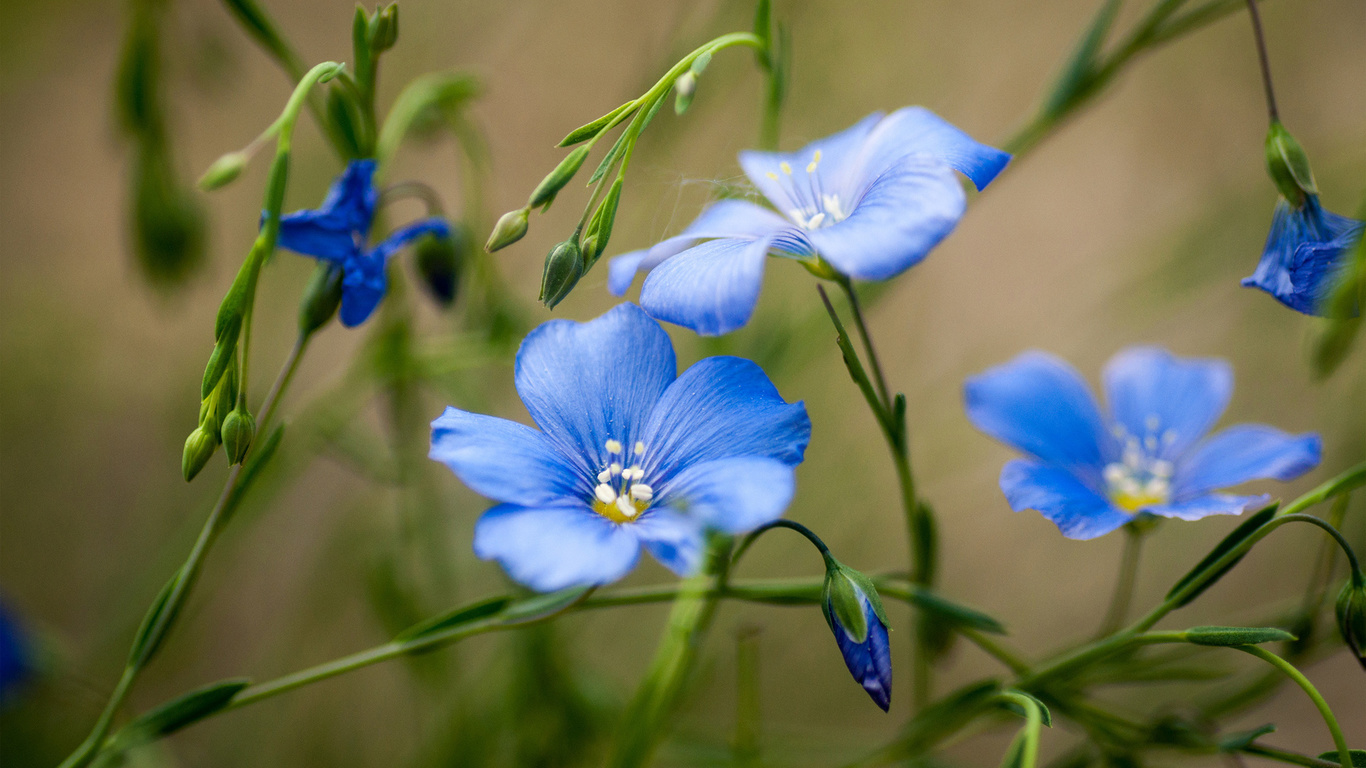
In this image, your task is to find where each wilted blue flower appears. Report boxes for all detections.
[822,564,892,711]
[964,347,1321,540]
[276,159,451,326]
[608,107,1010,335]
[1242,196,1364,316]
[429,303,811,591]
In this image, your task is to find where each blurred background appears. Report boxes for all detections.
[1,0,1363,766]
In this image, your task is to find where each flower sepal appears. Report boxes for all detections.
[1335,570,1366,669]
[540,240,584,309]
[1264,122,1318,206]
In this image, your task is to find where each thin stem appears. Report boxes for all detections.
[1242,744,1347,768]
[732,519,832,574]
[256,333,309,439]
[1097,525,1146,637]
[1234,646,1352,768]
[839,279,891,410]
[959,627,1032,675]
[1243,0,1280,123]
[56,667,136,768]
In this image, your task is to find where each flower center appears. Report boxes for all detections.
[764,150,848,230]
[1104,416,1177,512]
[591,438,653,524]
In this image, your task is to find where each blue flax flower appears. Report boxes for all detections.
[608,107,1010,335]
[429,303,811,591]
[1242,196,1364,316]
[823,573,892,711]
[963,347,1321,539]
[276,159,451,327]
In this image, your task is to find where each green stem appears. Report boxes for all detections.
[56,667,136,768]
[1243,0,1280,123]
[1234,646,1353,768]
[1243,743,1349,768]
[1281,460,1366,515]
[997,691,1044,768]
[1096,524,1146,637]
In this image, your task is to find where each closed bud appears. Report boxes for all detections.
[182,426,219,482]
[415,226,466,307]
[582,178,622,268]
[368,4,399,52]
[821,559,892,711]
[486,208,529,252]
[1265,122,1318,205]
[674,71,697,115]
[220,408,256,465]
[198,151,250,191]
[1335,573,1366,669]
[299,262,344,335]
[539,240,583,309]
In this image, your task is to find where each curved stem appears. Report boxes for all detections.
[1234,646,1352,768]
[731,519,832,575]
[1243,0,1280,123]
[1097,525,1146,637]
[997,691,1043,768]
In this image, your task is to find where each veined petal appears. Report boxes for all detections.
[738,113,883,214]
[639,235,776,336]
[655,456,797,534]
[856,106,1011,191]
[514,304,676,475]
[320,159,380,234]
[1143,493,1270,521]
[276,209,360,263]
[473,504,641,592]
[1000,459,1132,540]
[804,159,965,280]
[338,253,386,327]
[429,406,585,506]
[631,508,707,577]
[643,356,810,479]
[964,351,1110,483]
[607,200,788,295]
[1101,347,1232,461]
[1243,197,1366,316]
[1174,425,1321,498]
[370,217,452,262]
[829,589,892,711]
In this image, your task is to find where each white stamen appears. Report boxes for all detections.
[630,483,653,502]
[1151,460,1174,478]
[634,441,645,455]
[624,466,643,481]
[595,484,618,504]
[610,462,622,476]
[806,212,826,229]
[806,149,822,173]
[1144,435,1158,452]
[616,496,638,518]
[765,171,779,181]
[597,469,612,484]
[605,439,623,454]
[1145,414,1161,432]
[1162,429,1178,445]
[779,161,792,175]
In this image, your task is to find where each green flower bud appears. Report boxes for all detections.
[368,3,399,52]
[198,151,250,191]
[539,240,583,309]
[486,208,529,252]
[1335,573,1366,669]
[822,564,869,642]
[182,426,219,482]
[674,71,697,115]
[582,178,622,268]
[415,227,467,307]
[1264,122,1318,205]
[529,145,591,210]
[220,408,256,465]
[298,262,344,335]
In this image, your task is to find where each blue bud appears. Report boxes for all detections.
[822,562,892,711]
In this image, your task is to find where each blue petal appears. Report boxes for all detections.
[429,406,586,506]
[804,158,965,280]
[1000,459,1132,540]
[964,351,1110,483]
[1101,347,1232,461]
[515,304,676,476]
[1242,197,1365,316]
[1143,493,1270,521]
[856,106,1011,191]
[320,159,380,234]
[738,113,884,215]
[655,457,797,534]
[370,217,452,262]
[338,253,386,327]
[607,200,789,295]
[1173,425,1321,498]
[639,235,776,336]
[277,209,361,263]
[631,508,707,577]
[472,504,641,591]
[0,603,28,701]
[642,356,811,478]
[829,589,892,711]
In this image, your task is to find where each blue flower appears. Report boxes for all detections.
[275,159,451,327]
[822,568,892,711]
[963,347,1321,540]
[1242,196,1364,316]
[607,107,1010,335]
[429,303,811,591]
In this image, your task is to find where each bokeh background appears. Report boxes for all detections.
[1,0,1363,766]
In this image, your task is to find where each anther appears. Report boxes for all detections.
[806,150,822,173]
[630,483,653,502]
[595,484,618,504]
[610,462,622,476]
[616,496,638,519]
[605,439,623,454]
[597,469,612,484]
[780,161,792,175]
[634,441,645,455]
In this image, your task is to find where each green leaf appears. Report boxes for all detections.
[1044,0,1121,115]
[1184,626,1297,647]
[115,678,251,748]
[128,571,182,668]
[395,596,512,644]
[587,125,630,184]
[1166,503,1277,607]
[690,50,712,76]
[1000,691,1053,727]
[907,586,1007,634]
[1318,751,1366,768]
[502,586,593,623]
[1000,731,1028,768]
[1218,723,1275,752]
[558,100,635,147]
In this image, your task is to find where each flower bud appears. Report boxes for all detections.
[198,151,250,191]
[1335,573,1366,669]
[528,145,591,210]
[673,71,697,115]
[182,426,219,482]
[415,226,466,307]
[540,240,583,309]
[486,208,529,252]
[298,262,344,335]
[1264,122,1318,206]
[220,408,256,465]
[367,3,399,52]
[821,559,892,711]
[581,178,622,268]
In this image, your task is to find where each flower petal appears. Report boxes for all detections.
[1173,425,1321,498]
[1101,346,1232,461]
[804,158,966,280]
[656,456,797,534]
[1143,493,1270,521]
[429,406,585,506]
[1000,459,1132,540]
[738,113,884,213]
[472,504,641,591]
[964,351,1110,483]
[277,209,359,262]
[1243,197,1366,316]
[321,159,380,233]
[369,217,452,262]
[856,106,1011,191]
[515,304,676,475]
[830,591,892,711]
[631,508,707,577]
[643,356,810,479]
[338,253,386,327]
[639,235,775,336]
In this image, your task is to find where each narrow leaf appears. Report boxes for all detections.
[501,586,592,623]
[908,587,1007,634]
[1000,691,1053,727]
[1184,626,1296,647]
[116,678,251,748]
[1166,503,1277,606]
[1318,751,1366,768]
[558,101,634,147]
[395,596,512,643]
[128,571,181,667]
[1218,724,1276,752]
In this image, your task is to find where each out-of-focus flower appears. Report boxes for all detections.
[608,107,1010,335]
[429,303,811,591]
[1242,196,1364,316]
[964,347,1321,540]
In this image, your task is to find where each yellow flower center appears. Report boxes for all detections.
[591,439,653,524]
[1104,418,1176,512]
